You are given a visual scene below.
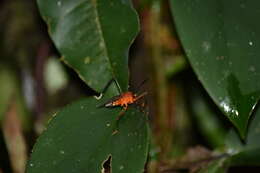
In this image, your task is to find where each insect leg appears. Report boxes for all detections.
[134,92,148,102]
[112,106,127,135]
[134,99,149,131]
[118,106,127,118]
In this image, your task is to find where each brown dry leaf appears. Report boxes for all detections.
[160,146,215,173]
[2,100,27,173]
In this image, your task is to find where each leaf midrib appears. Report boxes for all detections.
[92,0,118,91]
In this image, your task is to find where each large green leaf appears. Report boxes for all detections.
[170,0,260,137]
[37,0,139,92]
[26,96,149,173]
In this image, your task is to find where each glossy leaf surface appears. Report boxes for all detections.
[200,104,260,171]
[26,97,149,173]
[225,104,260,166]
[170,0,260,137]
[37,0,139,92]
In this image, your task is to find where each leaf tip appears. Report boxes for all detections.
[234,120,248,141]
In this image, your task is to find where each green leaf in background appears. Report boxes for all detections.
[225,104,260,166]
[37,0,139,92]
[199,157,228,173]
[170,0,260,137]
[26,97,149,173]
[191,87,226,148]
[199,104,260,172]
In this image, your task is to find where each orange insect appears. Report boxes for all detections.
[98,79,148,135]
[98,79,147,116]
[102,91,147,111]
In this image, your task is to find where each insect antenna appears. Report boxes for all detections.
[133,78,149,94]
[96,78,122,107]
[103,79,121,94]
[114,78,122,94]
[97,95,120,108]
[135,91,148,101]
[101,79,115,94]
[95,78,121,99]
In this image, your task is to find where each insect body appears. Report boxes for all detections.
[102,91,147,110]
[98,79,147,134]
